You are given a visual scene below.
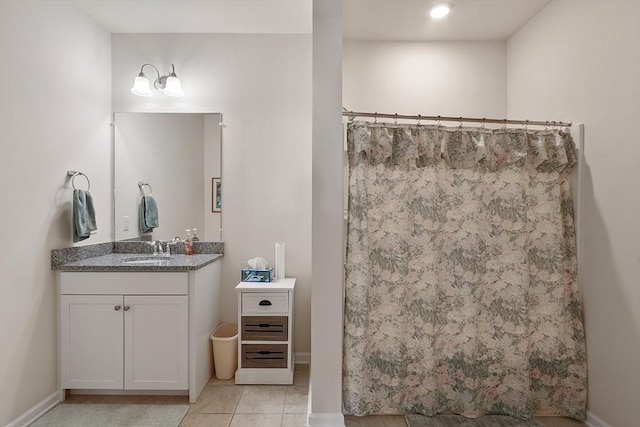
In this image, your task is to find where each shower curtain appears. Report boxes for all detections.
[343,121,587,420]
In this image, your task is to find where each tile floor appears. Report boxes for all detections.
[62,364,586,427]
[64,365,309,427]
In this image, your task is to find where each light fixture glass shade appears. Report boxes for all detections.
[430,3,451,18]
[131,75,153,96]
[163,76,184,97]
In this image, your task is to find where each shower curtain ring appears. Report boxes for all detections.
[394,113,398,125]
[523,120,529,130]
[417,114,421,125]
[458,117,463,128]
[374,112,378,124]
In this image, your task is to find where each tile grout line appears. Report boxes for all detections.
[281,386,287,415]
[228,385,246,425]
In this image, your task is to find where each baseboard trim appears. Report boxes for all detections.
[586,411,611,427]
[295,352,311,364]
[305,382,345,426]
[306,411,345,426]
[5,390,62,427]
[69,389,188,396]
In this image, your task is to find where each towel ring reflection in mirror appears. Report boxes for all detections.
[138,181,153,196]
[67,170,90,191]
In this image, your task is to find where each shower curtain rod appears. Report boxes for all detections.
[342,110,572,128]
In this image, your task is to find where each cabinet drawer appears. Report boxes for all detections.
[60,272,188,295]
[241,316,288,341]
[241,292,288,314]
[241,344,287,368]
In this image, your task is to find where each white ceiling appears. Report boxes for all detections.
[73,0,312,34]
[75,0,551,41]
[344,0,551,41]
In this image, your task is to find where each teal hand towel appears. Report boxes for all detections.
[73,189,97,242]
[139,195,159,233]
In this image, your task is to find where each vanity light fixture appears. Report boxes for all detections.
[130,63,184,97]
[430,2,453,19]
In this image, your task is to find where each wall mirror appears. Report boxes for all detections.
[113,112,222,242]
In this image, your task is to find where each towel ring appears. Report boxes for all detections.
[138,181,153,196]
[67,170,90,191]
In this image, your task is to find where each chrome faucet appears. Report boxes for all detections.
[150,240,164,256]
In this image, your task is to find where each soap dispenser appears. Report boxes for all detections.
[191,228,200,242]
[184,229,194,255]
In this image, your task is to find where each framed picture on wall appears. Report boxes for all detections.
[212,178,221,212]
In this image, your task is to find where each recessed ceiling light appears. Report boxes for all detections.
[430,2,452,19]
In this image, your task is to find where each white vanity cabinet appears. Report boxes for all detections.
[60,294,126,390]
[58,260,220,403]
[60,294,188,390]
[235,278,295,385]
[123,295,188,390]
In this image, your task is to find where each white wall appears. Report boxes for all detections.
[113,113,207,241]
[0,1,112,424]
[310,1,344,424]
[343,41,507,118]
[507,1,640,426]
[112,34,313,352]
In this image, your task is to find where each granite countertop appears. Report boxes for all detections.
[51,241,224,272]
[56,253,222,272]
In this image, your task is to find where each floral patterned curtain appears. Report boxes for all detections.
[343,121,587,420]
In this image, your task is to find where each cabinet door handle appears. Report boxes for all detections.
[114,305,122,311]
[258,300,272,306]
[123,305,130,311]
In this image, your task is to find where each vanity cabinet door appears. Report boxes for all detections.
[60,295,124,389]
[124,295,188,390]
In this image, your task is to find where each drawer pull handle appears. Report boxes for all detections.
[114,305,122,311]
[258,300,272,306]
[258,351,271,355]
[258,323,271,327]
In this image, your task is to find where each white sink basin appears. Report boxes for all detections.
[122,256,172,265]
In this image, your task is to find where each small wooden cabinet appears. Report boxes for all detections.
[235,278,295,384]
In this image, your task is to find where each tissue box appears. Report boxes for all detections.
[241,268,273,283]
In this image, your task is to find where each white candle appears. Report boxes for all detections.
[275,242,286,280]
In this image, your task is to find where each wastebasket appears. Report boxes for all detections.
[210,322,238,380]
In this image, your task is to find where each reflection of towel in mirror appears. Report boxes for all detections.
[139,195,159,233]
[73,189,97,242]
